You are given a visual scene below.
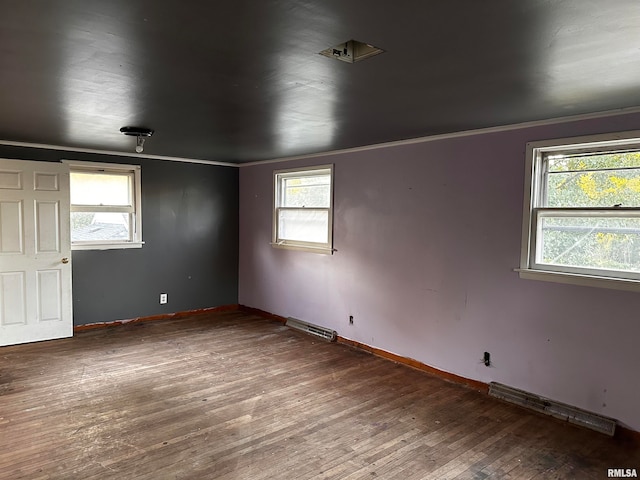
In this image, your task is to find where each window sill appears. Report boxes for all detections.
[72,242,144,251]
[515,268,640,293]
[270,242,334,255]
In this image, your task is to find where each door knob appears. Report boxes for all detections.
[61,257,69,264]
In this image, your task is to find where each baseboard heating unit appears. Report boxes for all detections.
[285,317,337,342]
[488,382,616,436]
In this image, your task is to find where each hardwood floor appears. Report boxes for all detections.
[0,311,638,479]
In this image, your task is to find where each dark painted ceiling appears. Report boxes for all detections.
[1,1,640,164]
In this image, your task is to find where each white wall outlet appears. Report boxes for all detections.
[160,293,168,304]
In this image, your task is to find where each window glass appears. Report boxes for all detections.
[546,152,640,208]
[282,175,331,208]
[278,209,329,243]
[71,212,131,242]
[538,216,640,273]
[70,171,131,206]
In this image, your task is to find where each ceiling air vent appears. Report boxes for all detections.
[319,39,384,64]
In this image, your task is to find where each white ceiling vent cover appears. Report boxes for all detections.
[319,39,384,64]
[488,382,616,436]
[285,317,337,342]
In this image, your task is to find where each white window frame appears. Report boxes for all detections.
[518,130,640,292]
[63,160,143,250]
[272,164,334,254]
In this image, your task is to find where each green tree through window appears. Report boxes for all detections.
[541,151,640,273]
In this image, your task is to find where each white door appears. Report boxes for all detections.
[0,159,72,346]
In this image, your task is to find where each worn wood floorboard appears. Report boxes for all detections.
[0,310,638,479]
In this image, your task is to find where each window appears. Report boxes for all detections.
[520,131,640,290]
[65,161,143,250]
[272,165,334,253]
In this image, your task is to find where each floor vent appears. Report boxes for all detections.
[488,382,616,436]
[285,317,336,342]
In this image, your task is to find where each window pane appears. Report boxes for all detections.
[282,175,330,208]
[546,151,640,208]
[278,209,329,243]
[71,212,131,242]
[70,172,131,206]
[538,216,640,273]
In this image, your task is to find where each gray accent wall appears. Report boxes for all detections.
[0,146,238,325]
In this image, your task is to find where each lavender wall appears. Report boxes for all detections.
[239,112,640,432]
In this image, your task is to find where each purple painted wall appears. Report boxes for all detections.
[239,112,640,432]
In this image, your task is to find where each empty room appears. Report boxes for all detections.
[1,1,640,479]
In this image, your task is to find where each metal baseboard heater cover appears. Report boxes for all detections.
[488,382,616,436]
[285,317,336,342]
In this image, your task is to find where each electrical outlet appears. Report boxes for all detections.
[160,293,168,304]
[484,351,491,367]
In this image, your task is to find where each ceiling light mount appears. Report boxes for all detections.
[120,126,154,153]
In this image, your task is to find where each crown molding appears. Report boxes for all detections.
[0,140,237,167]
[3,104,640,168]
[239,105,640,167]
